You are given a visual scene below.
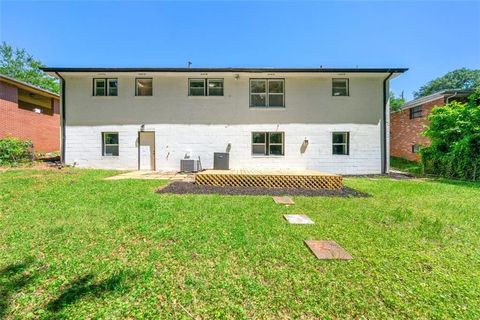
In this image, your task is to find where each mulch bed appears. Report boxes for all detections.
[156,182,370,197]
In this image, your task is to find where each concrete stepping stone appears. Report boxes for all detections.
[284,214,314,224]
[272,196,294,205]
[304,240,353,260]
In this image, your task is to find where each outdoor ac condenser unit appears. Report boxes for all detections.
[180,159,200,172]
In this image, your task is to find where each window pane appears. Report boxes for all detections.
[108,79,118,96]
[268,94,284,107]
[95,87,105,96]
[333,145,347,155]
[208,88,223,96]
[269,144,283,155]
[268,80,284,93]
[137,79,152,96]
[332,133,346,144]
[104,133,118,145]
[95,79,105,96]
[251,80,266,93]
[252,132,266,143]
[269,132,283,144]
[252,145,266,155]
[208,79,224,97]
[332,79,348,96]
[251,94,266,107]
[189,80,205,96]
[333,87,347,96]
[105,145,119,156]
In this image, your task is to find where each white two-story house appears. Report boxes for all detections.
[43,67,407,174]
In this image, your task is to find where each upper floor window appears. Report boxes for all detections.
[250,79,284,108]
[332,78,349,96]
[94,78,118,96]
[332,132,350,155]
[410,105,422,119]
[136,78,153,96]
[252,132,284,156]
[412,144,421,153]
[102,132,119,156]
[189,79,224,96]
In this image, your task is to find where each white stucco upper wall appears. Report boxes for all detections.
[62,72,387,126]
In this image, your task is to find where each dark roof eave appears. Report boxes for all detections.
[41,67,408,73]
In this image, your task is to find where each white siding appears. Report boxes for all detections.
[65,123,381,174]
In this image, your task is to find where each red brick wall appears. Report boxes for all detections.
[390,97,445,161]
[0,81,60,153]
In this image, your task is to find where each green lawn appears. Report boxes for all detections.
[390,156,424,175]
[1,169,479,319]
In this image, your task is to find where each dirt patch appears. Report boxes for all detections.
[156,182,370,197]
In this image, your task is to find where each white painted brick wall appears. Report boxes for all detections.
[65,123,381,174]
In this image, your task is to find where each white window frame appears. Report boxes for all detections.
[107,79,118,96]
[332,78,349,97]
[207,79,224,96]
[135,78,153,96]
[94,79,106,96]
[252,132,267,155]
[332,132,349,155]
[250,79,285,108]
[94,78,118,96]
[102,132,119,156]
[188,79,206,96]
[268,132,284,155]
[251,132,284,156]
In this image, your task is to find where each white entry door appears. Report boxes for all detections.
[139,131,155,170]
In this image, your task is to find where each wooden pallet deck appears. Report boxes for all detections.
[195,169,343,190]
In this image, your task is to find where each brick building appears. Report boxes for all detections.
[390,90,472,162]
[0,74,60,153]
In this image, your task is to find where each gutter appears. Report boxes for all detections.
[382,72,394,174]
[55,72,66,164]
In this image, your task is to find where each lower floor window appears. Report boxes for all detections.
[332,132,349,155]
[102,132,119,156]
[252,132,284,156]
[412,144,421,153]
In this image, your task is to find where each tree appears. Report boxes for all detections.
[420,88,480,181]
[414,68,480,99]
[0,42,59,93]
[390,91,405,112]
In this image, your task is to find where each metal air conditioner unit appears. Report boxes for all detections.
[180,159,200,172]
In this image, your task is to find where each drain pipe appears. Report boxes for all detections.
[55,72,66,164]
[382,71,394,174]
[445,91,458,104]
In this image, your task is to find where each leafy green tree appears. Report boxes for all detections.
[414,68,480,99]
[0,42,59,93]
[390,91,405,112]
[420,88,480,180]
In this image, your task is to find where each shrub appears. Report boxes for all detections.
[420,90,480,181]
[0,137,33,165]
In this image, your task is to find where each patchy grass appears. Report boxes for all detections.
[0,169,479,319]
[390,156,424,175]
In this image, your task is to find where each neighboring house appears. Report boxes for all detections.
[42,67,407,174]
[0,74,60,153]
[390,90,473,162]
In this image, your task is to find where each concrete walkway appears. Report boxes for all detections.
[105,171,195,182]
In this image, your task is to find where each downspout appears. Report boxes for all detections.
[55,72,66,164]
[382,71,394,174]
[445,91,458,104]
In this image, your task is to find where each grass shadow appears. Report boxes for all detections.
[0,257,36,317]
[46,271,133,315]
